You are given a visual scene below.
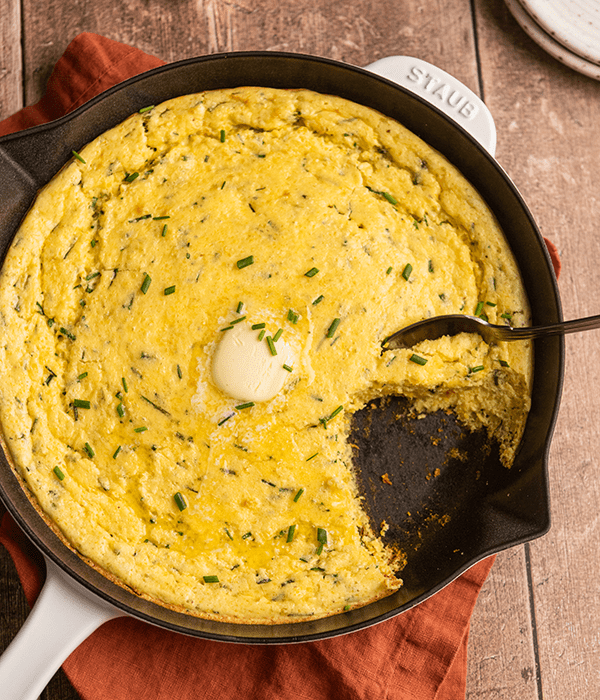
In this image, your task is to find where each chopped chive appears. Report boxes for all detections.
[174,492,187,511]
[475,301,485,316]
[221,181,226,189]
[235,402,255,410]
[386,266,393,275]
[501,312,512,320]
[73,399,91,409]
[225,528,233,540]
[77,372,88,381]
[486,301,497,307]
[134,426,148,433]
[252,323,266,330]
[499,359,510,368]
[153,215,170,220]
[293,488,304,502]
[220,129,226,142]
[317,528,328,544]
[287,309,299,324]
[428,260,434,273]
[305,267,319,277]
[236,301,244,313]
[230,315,247,325]
[122,377,128,393]
[258,329,266,341]
[139,105,155,113]
[220,325,234,332]
[72,150,86,164]
[287,525,296,543]
[161,223,168,237]
[326,318,341,338]
[84,442,95,458]
[141,395,170,416]
[266,336,277,356]
[402,263,413,281]
[409,354,428,365]
[177,364,183,379]
[328,405,343,420]
[124,172,139,183]
[382,191,397,205]
[236,255,254,269]
[312,295,324,305]
[273,328,283,342]
[204,575,219,583]
[163,285,176,296]
[128,214,152,223]
[53,465,65,480]
[306,453,318,461]
[59,327,76,341]
[113,446,122,459]
[218,413,234,426]
[116,403,125,418]
[469,365,485,373]
[140,273,152,294]
[242,532,252,540]
[283,364,293,372]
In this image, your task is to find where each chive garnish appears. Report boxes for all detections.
[235,402,255,410]
[252,323,266,330]
[305,267,319,277]
[386,266,393,275]
[236,301,244,313]
[139,105,155,113]
[73,399,91,409]
[204,575,219,583]
[113,446,122,459]
[428,260,434,273]
[499,359,510,368]
[293,488,304,502]
[220,129,226,142]
[72,150,86,164]
[59,327,76,341]
[258,330,266,341]
[53,466,65,480]
[409,354,428,365]
[230,315,247,325]
[287,525,296,543]
[469,365,485,373]
[174,492,187,511]
[306,453,318,461]
[161,224,168,237]
[177,364,183,379]
[77,372,88,381]
[84,442,95,458]
[225,528,233,540]
[382,192,397,205]
[402,263,413,281]
[326,318,341,338]
[141,395,170,416]
[320,405,343,428]
[220,325,234,332]
[317,528,327,543]
[475,301,485,316]
[266,336,277,356]
[116,403,125,418]
[122,377,128,393]
[242,532,252,539]
[140,273,152,294]
[124,172,139,183]
[312,295,324,305]
[164,285,176,296]
[287,309,299,324]
[273,328,283,342]
[218,413,234,426]
[153,215,170,220]
[134,426,148,433]
[283,364,293,372]
[236,255,254,269]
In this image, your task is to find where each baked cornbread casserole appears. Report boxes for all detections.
[0,87,532,622]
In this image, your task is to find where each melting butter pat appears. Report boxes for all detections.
[211,323,296,402]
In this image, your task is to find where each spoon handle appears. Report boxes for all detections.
[501,313,600,340]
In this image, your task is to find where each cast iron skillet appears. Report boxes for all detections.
[0,52,562,647]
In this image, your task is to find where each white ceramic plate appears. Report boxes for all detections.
[520,0,600,65]
[505,0,600,81]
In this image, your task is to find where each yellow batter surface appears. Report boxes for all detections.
[0,87,531,622]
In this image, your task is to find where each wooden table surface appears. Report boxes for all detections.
[1,1,600,698]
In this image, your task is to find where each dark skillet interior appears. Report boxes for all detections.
[0,52,563,643]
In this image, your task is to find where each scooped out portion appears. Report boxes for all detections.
[0,87,531,623]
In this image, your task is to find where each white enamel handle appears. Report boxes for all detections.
[365,56,497,156]
[0,556,123,700]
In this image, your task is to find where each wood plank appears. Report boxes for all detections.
[474,1,600,699]
[0,0,22,120]
[19,0,481,106]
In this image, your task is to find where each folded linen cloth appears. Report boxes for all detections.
[0,32,561,700]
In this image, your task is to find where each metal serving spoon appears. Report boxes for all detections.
[382,313,600,350]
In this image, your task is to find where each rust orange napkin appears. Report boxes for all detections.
[0,32,560,700]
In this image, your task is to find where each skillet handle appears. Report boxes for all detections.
[365,56,497,156]
[0,556,123,700]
